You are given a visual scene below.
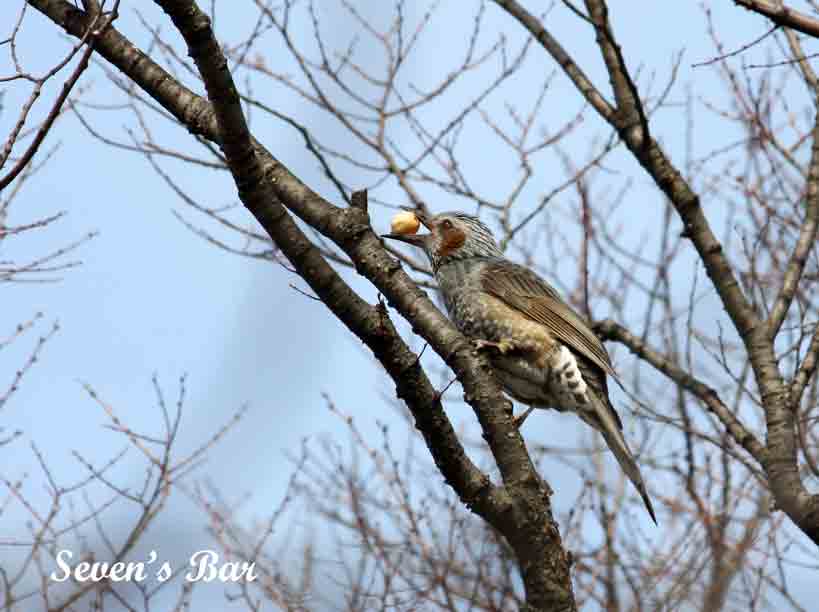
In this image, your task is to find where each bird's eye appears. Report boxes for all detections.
[441,219,453,230]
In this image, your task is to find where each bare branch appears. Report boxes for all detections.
[594,319,766,462]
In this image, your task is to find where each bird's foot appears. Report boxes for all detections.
[514,406,536,429]
[473,338,516,355]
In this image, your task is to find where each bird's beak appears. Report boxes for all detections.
[414,209,431,229]
[382,232,426,247]
[382,209,430,248]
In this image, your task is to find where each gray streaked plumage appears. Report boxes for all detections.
[383,210,657,523]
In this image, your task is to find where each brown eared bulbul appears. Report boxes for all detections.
[384,210,657,524]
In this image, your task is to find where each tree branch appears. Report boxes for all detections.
[768,31,819,337]
[28,0,506,541]
[28,0,578,606]
[494,0,761,341]
[594,319,766,463]
[496,0,819,544]
[491,0,616,122]
[792,326,819,407]
[0,6,109,191]
[148,0,509,523]
[734,0,819,39]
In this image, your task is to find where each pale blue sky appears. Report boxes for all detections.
[2,1,816,609]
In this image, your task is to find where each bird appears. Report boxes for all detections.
[383,209,657,524]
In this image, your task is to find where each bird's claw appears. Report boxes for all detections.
[473,338,515,355]
[514,406,535,429]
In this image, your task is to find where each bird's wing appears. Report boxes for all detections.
[481,260,656,522]
[480,260,621,386]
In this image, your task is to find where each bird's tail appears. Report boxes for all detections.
[583,397,657,524]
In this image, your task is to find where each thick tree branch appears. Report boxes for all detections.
[495,0,819,544]
[734,0,819,39]
[494,0,760,341]
[28,0,577,607]
[582,0,649,149]
[145,0,511,523]
[491,0,616,123]
[28,0,507,542]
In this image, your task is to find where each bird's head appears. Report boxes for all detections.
[383,210,502,271]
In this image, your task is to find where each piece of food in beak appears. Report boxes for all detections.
[390,211,420,235]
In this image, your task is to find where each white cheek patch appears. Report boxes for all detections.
[549,345,588,403]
